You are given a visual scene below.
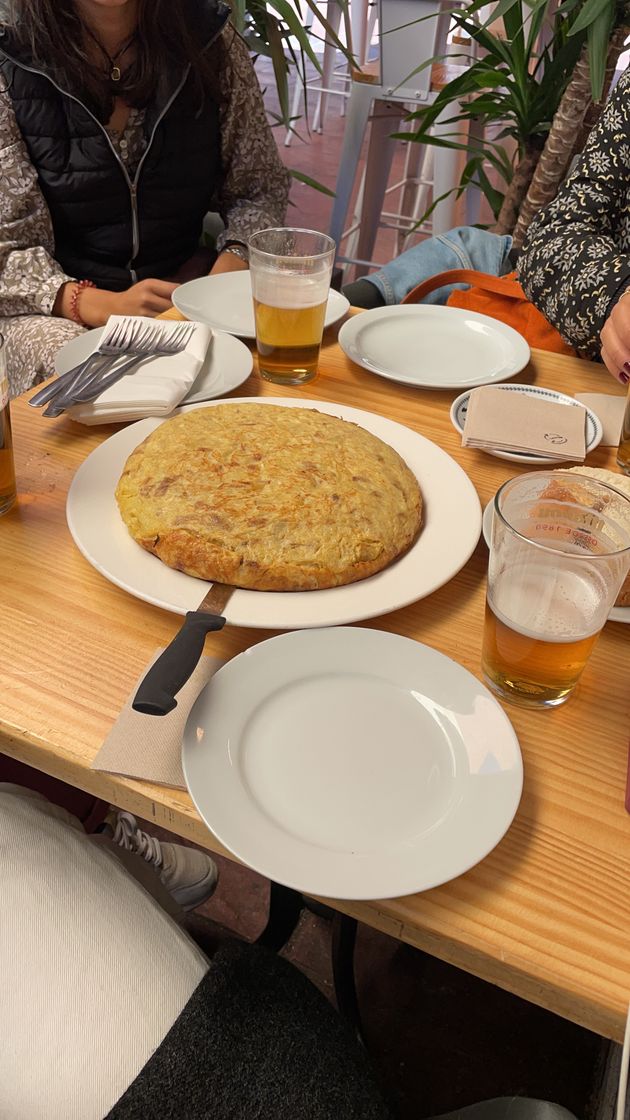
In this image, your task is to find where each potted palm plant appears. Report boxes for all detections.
[399,0,628,237]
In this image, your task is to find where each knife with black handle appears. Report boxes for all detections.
[132,583,234,716]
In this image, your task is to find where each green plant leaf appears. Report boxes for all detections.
[264,0,322,68]
[289,169,336,196]
[265,14,290,123]
[568,0,614,35]
[587,3,615,98]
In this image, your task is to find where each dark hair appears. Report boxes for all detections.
[5,0,228,120]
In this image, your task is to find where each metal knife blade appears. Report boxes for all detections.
[197,581,235,616]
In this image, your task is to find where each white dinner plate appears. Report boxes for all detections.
[55,325,253,404]
[66,397,482,629]
[337,304,530,389]
[182,627,523,899]
[172,271,350,338]
[481,497,630,625]
[451,384,603,465]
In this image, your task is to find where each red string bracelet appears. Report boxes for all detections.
[70,279,96,327]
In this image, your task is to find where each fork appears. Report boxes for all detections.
[68,322,194,405]
[34,320,195,416]
[29,318,159,410]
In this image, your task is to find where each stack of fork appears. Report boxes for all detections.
[30,317,198,418]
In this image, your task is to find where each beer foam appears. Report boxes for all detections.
[251,267,330,309]
[489,560,608,642]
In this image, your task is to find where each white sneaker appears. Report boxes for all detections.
[112,811,219,911]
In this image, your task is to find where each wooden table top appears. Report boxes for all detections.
[3,325,630,1041]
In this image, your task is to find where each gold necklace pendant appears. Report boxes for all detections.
[111,65,121,81]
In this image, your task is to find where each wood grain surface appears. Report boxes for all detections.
[3,319,630,1041]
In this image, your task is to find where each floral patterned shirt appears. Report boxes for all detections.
[518,67,630,359]
[0,25,291,318]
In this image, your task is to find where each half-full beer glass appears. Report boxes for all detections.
[482,471,630,707]
[248,228,335,385]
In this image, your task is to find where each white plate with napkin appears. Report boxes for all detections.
[450,384,603,464]
[54,317,251,425]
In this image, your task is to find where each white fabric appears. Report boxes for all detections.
[0,784,209,1120]
[68,316,213,425]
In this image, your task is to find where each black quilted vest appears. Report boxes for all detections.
[0,2,229,290]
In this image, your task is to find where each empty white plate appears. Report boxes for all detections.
[338,304,530,389]
[183,627,523,899]
[451,383,603,464]
[55,325,253,404]
[173,271,350,338]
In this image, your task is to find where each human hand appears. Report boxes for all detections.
[210,251,249,276]
[109,279,180,318]
[600,290,630,385]
[55,279,180,328]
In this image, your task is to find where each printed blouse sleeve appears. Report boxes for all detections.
[214,27,291,252]
[0,73,74,317]
[518,68,630,359]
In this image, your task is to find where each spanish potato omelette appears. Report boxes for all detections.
[115,403,422,591]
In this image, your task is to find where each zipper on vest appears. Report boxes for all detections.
[126,65,192,280]
[126,16,226,273]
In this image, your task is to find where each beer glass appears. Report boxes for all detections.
[0,335,16,516]
[481,471,630,707]
[616,383,630,475]
[248,228,335,385]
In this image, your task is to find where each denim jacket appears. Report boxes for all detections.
[364,226,513,305]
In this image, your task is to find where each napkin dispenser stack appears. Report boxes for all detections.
[462,386,587,461]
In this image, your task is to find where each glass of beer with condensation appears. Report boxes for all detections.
[482,470,630,708]
[248,228,335,385]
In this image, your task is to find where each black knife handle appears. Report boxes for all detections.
[132,611,227,716]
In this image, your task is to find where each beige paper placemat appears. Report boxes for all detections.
[574,393,626,446]
[92,651,224,788]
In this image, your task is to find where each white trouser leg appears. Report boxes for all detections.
[0,785,209,1120]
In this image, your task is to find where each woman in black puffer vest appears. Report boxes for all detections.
[0,0,290,394]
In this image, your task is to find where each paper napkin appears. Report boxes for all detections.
[462,386,587,460]
[91,651,224,788]
[68,316,213,426]
[574,393,626,446]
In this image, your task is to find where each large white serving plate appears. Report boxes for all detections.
[173,271,350,339]
[338,304,531,389]
[66,397,482,629]
[183,627,524,899]
[55,325,253,404]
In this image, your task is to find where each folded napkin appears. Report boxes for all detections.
[68,316,213,426]
[92,650,224,788]
[574,392,626,446]
[462,386,587,460]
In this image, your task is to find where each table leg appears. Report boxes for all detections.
[256,881,305,951]
[332,912,364,1045]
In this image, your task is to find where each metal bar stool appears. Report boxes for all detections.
[328,0,471,279]
[284,0,378,146]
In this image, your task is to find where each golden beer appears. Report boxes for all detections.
[481,561,605,706]
[616,393,630,474]
[0,348,16,516]
[253,297,327,384]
